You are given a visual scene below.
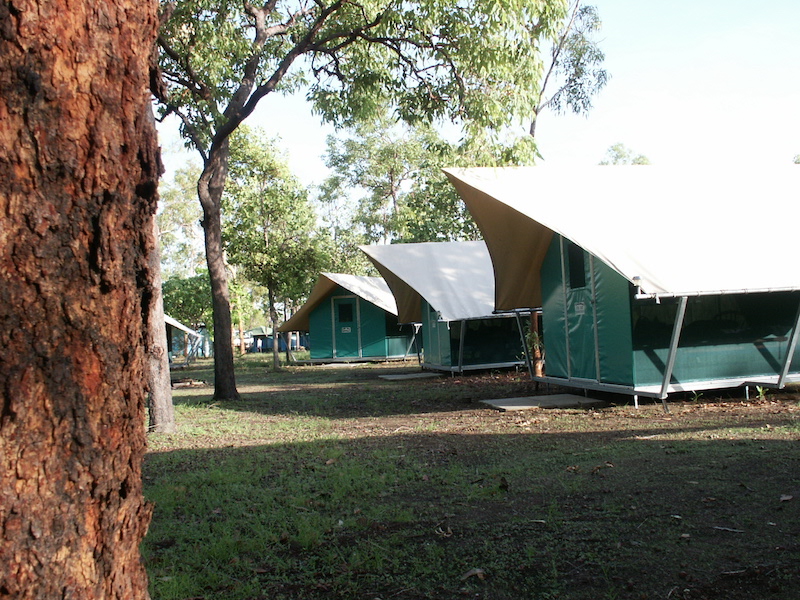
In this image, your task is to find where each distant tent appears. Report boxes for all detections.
[245,326,304,353]
[164,314,203,365]
[278,272,417,362]
[360,241,527,373]
[445,165,800,403]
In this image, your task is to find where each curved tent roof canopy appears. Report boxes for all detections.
[164,314,202,338]
[444,165,800,307]
[278,272,397,332]
[359,241,498,323]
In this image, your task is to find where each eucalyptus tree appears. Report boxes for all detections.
[319,118,432,244]
[158,163,206,278]
[319,121,539,243]
[155,0,568,400]
[600,143,651,165]
[222,129,323,370]
[1,0,158,594]
[163,272,214,332]
[530,0,608,139]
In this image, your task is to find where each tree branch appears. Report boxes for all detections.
[530,0,582,135]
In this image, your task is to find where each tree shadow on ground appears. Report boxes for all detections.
[143,421,800,600]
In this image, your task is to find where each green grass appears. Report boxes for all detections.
[143,356,800,599]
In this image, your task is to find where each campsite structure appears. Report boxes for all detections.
[445,166,800,405]
[165,314,204,365]
[360,241,527,373]
[278,272,417,362]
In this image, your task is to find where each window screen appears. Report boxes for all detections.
[338,302,354,323]
[567,241,586,289]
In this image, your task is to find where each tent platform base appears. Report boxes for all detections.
[482,394,607,411]
[533,374,800,408]
[294,356,419,366]
[422,360,525,374]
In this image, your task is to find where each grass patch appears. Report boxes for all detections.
[144,357,800,599]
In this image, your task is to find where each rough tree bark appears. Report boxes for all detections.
[0,1,159,597]
[147,217,175,433]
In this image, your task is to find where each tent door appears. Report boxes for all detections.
[332,296,361,358]
[563,240,599,381]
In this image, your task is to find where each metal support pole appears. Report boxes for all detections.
[659,296,688,412]
[777,298,800,388]
[413,323,423,371]
[514,311,534,379]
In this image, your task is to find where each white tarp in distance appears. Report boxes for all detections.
[359,241,498,323]
[164,314,202,338]
[278,272,397,332]
[444,165,800,308]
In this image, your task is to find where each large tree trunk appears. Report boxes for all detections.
[147,217,176,433]
[0,1,159,598]
[198,143,240,400]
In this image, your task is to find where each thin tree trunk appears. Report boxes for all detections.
[147,217,176,433]
[198,145,240,400]
[0,1,159,597]
[269,288,281,371]
[283,301,294,364]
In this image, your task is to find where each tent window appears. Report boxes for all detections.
[567,241,586,289]
[338,303,354,323]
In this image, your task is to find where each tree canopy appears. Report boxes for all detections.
[157,0,569,149]
[223,128,323,303]
[531,1,608,138]
[319,118,540,244]
[158,163,206,278]
[599,143,651,165]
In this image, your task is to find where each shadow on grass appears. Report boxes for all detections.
[171,357,800,422]
[143,417,800,600]
[170,359,554,419]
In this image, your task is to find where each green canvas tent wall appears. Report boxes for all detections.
[444,165,800,403]
[360,241,527,373]
[278,272,417,362]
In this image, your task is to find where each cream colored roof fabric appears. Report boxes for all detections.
[360,241,497,323]
[278,273,397,332]
[444,166,800,307]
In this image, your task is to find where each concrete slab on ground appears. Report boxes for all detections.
[482,394,606,411]
[379,372,442,381]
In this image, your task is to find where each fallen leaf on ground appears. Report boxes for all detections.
[460,568,486,581]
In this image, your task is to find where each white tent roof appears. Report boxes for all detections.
[444,165,800,307]
[278,272,397,332]
[164,314,202,338]
[359,241,498,323]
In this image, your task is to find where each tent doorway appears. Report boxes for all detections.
[563,239,599,381]
[332,296,360,358]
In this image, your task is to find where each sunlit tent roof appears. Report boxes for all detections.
[278,272,397,332]
[359,241,497,323]
[444,166,800,308]
[164,314,202,338]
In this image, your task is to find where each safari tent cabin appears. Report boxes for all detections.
[360,241,527,373]
[444,166,800,403]
[277,272,417,362]
[246,326,306,353]
[164,314,204,365]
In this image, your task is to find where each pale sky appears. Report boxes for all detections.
[158,0,800,186]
